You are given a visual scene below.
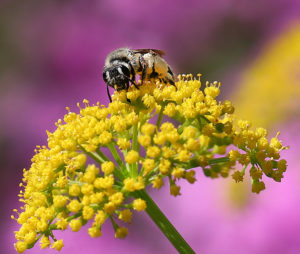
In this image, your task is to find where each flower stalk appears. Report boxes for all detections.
[134,190,195,254]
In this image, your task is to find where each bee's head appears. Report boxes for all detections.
[103,64,131,90]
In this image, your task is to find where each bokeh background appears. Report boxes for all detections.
[1,0,300,253]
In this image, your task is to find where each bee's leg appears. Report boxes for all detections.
[167,67,177,90]
[132,83,139,90]
[125,82,131,103]
[128,62,139,90]
[168,79,177,90]
[106,84,112,102]
[129,63,136,82]
[167,66,174,77]
[162,76,177,90]
[149,63,159,79]
[139,55,147,85]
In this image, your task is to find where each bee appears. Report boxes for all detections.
[102,48,175,102]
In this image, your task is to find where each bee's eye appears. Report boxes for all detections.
[120,65,130,77]
[103,71,109,83]
[118,65,130,77]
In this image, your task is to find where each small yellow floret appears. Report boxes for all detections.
[133,198,147,211]
[250,167,263,180]
[162,147,175,158]
[185,170,196,183]
[23,231,36,244]
[256,150,266,162]
[88,227,102,238]
[36,219,48,232]
[99,131,113,144]
[69,219,82,232]
[125,150,139,164]
[56,218,68,230]
[261,160,273,175]
[56,176,68,188]
[123,177,145,192]
[51,239,64,251]
[73,154,87,168]
[159,159,171,174]
[115,227,128,239]
[204,84,220,98]
[123,178,135,192]
[109,192,124,206]
[142,159,156,175]
[101,161,114,175]
[163,103,176,117]
[277,159,287,172]
[69,184,81,196]
[177,150,191,162]
[142,94,156,108]
[270,134,282,149]
[53,195,68,208]
[82,206,95,220]
[172,167,184,179]
[90,192,104,204]
[232,171,244,183]
[40,236,51,249]
[146,146,161,158]
[170,185,181,196]
[94,176,114,189]
[117,138,131,150]
[252,181,265,194]
[141,123,156,135]
[95,210,106,225]
[202,123,215,136]
[67,200,82,213]
[104,202,116,214]
[257,137,269,150]
[81,183,94,195]
[181,126,197,139]
[152,176,164,189]
[118,209,132,223]
[138,135,152,147]
[186,138,200,151]
[15,241,27,253]
[255,127,267,138]
[238,120,251,130]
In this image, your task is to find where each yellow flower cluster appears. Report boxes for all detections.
[13,74,288,252]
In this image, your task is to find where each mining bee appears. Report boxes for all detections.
[102,48,175,102]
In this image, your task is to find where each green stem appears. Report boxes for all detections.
[79,145,104,163]
[132,124,139,152]
[134,190,195,254]
[96,149,110,162]
[107,143,128,178]
[208,156,230,165]
[107,143,124,167]
[156,105,165,129]
[79,145,123,180]
[131,124,139,176]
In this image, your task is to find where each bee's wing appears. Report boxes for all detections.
[133,49,166,56]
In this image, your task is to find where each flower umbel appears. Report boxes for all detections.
[13,74,288,252]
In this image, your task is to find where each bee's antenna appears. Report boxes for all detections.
[106,84,112,102]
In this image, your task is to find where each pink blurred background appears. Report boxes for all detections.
[1,1,300,253]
